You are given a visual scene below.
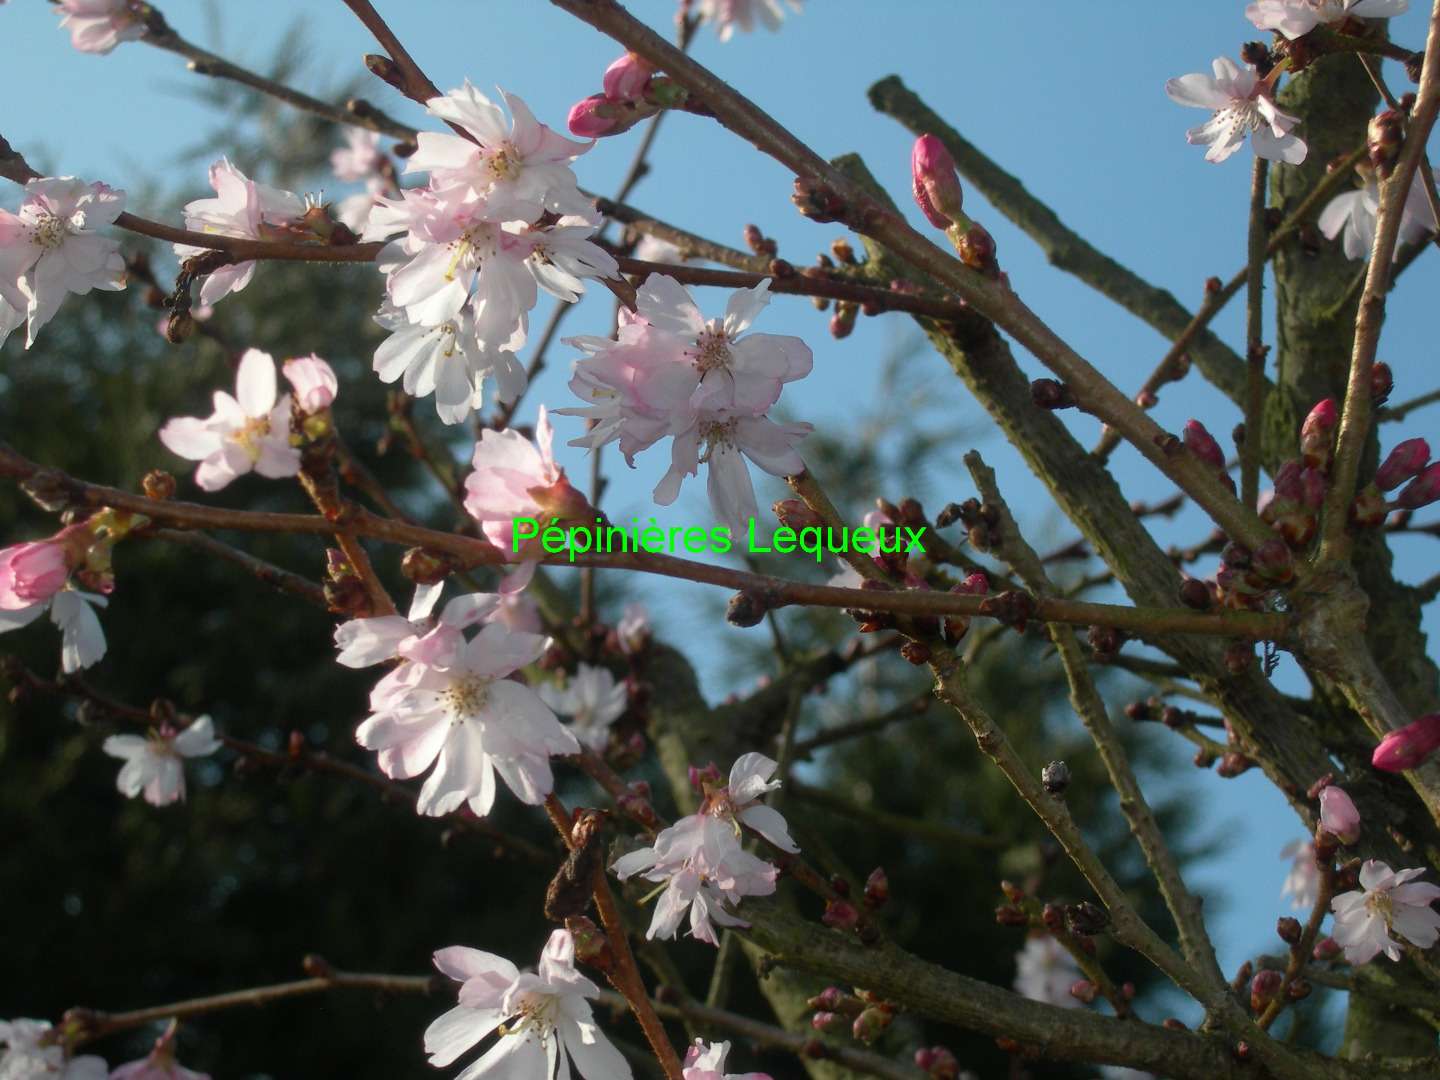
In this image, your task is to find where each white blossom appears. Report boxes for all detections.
[102,716,221,807]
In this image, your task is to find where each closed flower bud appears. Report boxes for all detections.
[1069,979,1098,1005]
[567,94,624,137]
[1372,713,1440,772]
[914,1046,959,1080]
[911,134,965,228]
[1249,969,1283,1012]
[852,1005,893,1044]
[956,223,997,273]
[1376,438,1429,491]
[602,52,655,103]
[1300,398,1338,471]
[1030,378,1076,410]
[1179,577,1215,610]
[773,498,824,530]
[863,867,889,908]
[1367,108,1405,178]
[1318,785,1361,844]
[810,1011,842,1032]
[1183,419,1226,469]
[566,915,615,971]
[142,469,176,500]
[1277,916,1302,944]
[830,301,858,339]
[1396,462,1440,509]
[823,899,860,931]
[282,354,337,413]
[726,590,769,628]
[1371,361,1393,405]
[1217,751,1253,777]
[1065,901,1110,936]
[807,986,848,1012]
[1251,538,1294,583]
[1042,760,1070,795]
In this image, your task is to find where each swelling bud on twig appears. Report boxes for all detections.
[1318,785,1361,844]
[1249,969,1282,1013]
[863,866,889,908]
[911,134,965,228]
[1371,361,1393,405]
[1041,760,1070,795]
[1064,901,1109,936]
[1277,916,1302,944]
[1030,378,1076,410]
[1367,108,1405,178]
[1183,419,1225,470]
[1375,438,1429,491]
[914,1046,960,1080]
[1350,485,1388,528]
[602,52,655,103]
[1395,462,1440,509]
[1300,398,1338,472]
[1372,713,1440,772]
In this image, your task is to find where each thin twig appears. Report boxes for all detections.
[1242,157,1270,509]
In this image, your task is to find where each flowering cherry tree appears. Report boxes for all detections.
[4,1,1440,1079]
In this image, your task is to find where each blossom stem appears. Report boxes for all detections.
[963,451,1228,994]
[150,528,327,607]
[1320,0,1440,565]
[142,18,417,141]
[1257,856,1335,1031]
[1242,157,1269,509]
[544,794,685,1080]
[67,968,438,1045]
[0,444,1293,641]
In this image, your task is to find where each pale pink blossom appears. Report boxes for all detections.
[463,407,563,554]
[1165,57,1307,164]
[0,176,126,347]
[1280,839,1321,910]
[0,539,72,610]
[283,353,338,413]
[408,83,594,220]
[695,0,802,41]
[615,603,651,654]
[102,715,221,807]
[1013,935,1081,1009]
[682,1040,770,1080]
[1318,167,1437,260]
[603,53,656,104]
[1246,0,1409,40]
[56,0,145,54]
[331,128,385,183]
[0,588,108,673]
[353,621,577,817]
[654,413,812,532]
[539,664,628,752]
[632,234,689,264]
[373,303,526,425]
[425,930,630,1080]
[0,1018,108,1079]
[1331,860,1440,964]
[158,348,301,491]
[1319,785,1361,844]
[175,159,309,306]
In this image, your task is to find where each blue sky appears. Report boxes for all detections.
[2,0,1437,1006]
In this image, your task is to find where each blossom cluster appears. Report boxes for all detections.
[561,274,813,530]
[612,753,797,944]
[362,83,617,426]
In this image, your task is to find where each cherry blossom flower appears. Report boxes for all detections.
[354,619,577,817]
[562,275,813,529]
[331,128,385,183]
[633,234,689,264]
[1012,935,1082,1009]
[373,304,526,425]
[108,1021,210,1080]
[282,354,337,413]
[1246,0,1409,40]
[0,537,74,610]
[1318,167,1437,260]
[0,176,126,347]
[1280,839,1320,910]
[1318,785,1361,844]
[1165,57,1307,165]
[615,603,651,655]
[682,1040,770,1080]
[0,1018,107,1079]
[463,407,574,556]
[56,0,145,54]
[611,813,778,944]
[1330,860,1440,964]
[175,159,309,306]
[409,83,594,221]
[424,930,630,1080]
[102,716,221,807]
[709,752,801,853]
[0,297,22,347]
[333,581,450,668]
[0,588,108,673]
[539,664,628,753]
[694,0,802,41]
[159,348,302,492]
[603,53,656,104]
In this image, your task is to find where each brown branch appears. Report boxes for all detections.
[787,781,1005,849]
[150,528,326,607]
[1379,385,1440,422]
[0,445,1292,640]
[790,692,929,759]
[1321,1,1440,564]
[1242,157,1270,509]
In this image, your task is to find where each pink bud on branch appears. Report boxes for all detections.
[1318,785,1361,844]
[1395,461,1440,510]
[1375,438,1429,492]
[1372,714,1440,772]
[911,134,965,229]
[602,52,656,103]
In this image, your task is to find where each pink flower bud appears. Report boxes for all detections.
[1396,461,1440,510]
[568,94,621,137]
[851,1005,893,1043]
[1375,438,1429,491]
[1272,460,1304,503]
[1300,398,1338,471]
[810,1011,841,1032]
[1069,979,1099,1004]
[1299,467,1326,510]
[1250,969,1283,1012]
[283,354,337,413]
[863,866,889,908]
[1372,714,1440,772]
[911,134,964,228]
[1183,419,1225,469]
[822,899,860,931]
[0,540,72,610]
[1312,937,1341,962]
[1318,785,1361,844]
[914,1047,959,1080]
[1351,485,1388,528]
[603,52,655,103]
